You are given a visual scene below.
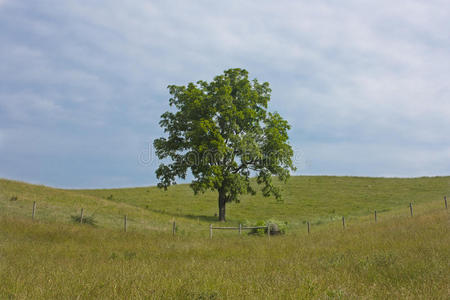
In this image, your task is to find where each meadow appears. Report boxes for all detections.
[0,176,449,298]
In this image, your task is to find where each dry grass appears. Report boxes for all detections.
[1,176,449,298]
[1,206,449,299]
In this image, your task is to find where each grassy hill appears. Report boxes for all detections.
[1,176,449,298]
[1,176,449,233]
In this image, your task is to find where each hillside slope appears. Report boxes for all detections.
[1,176,449,232]
[1,176,449,298]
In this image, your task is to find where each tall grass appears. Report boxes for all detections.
[1,206,448,299]
[0,176,449,298]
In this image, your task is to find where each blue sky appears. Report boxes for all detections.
[1,0,449,188]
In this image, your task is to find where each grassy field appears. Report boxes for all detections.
[1,176,449,232]
[0,176,449,298]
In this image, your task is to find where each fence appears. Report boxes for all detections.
[209,224,271,239]
[7,196,450,237]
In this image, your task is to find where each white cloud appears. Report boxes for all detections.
[0,0,449,186]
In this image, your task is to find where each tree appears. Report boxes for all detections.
[154,68,295,222]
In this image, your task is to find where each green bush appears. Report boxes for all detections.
[267,219,288,235]
[246,219,288,236]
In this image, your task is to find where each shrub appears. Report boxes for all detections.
[267,219,288,235]
[246,219,288,236]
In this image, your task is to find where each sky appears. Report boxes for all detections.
[0,0,449,188]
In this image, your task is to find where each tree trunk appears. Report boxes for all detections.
[218,188,226,222]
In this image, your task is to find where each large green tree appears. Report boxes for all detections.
[154,68,295,221]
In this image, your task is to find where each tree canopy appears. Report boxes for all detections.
[154,68,295,221]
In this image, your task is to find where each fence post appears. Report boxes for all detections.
[32,201,36,220]
[445,196,448,209]
[342,216,345,229]
[374,210,377,223]
[307,221,310,234]
[209,224,213,239]
[267,223,271,239]
[124,215,127,232]
[239,223,242,235]
[80,208,84,224]
[409,203,413,217]
[172,221,176,236]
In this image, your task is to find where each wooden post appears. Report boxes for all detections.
[307,221,310,234]
[32,201,36,220]
[409,203,413,217]
[342,216,345,229]
[239,223,242,235]
[267,223,271,239]
[445,196,448,209]
[80,208,84,224]
[374,210,377,223]
[124,215,127,232]
[172,221,176,236]
[209,224,213,239]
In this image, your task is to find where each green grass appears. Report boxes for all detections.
[0,176,449,298]
[1,207,448,298]
[1,176,449,232]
